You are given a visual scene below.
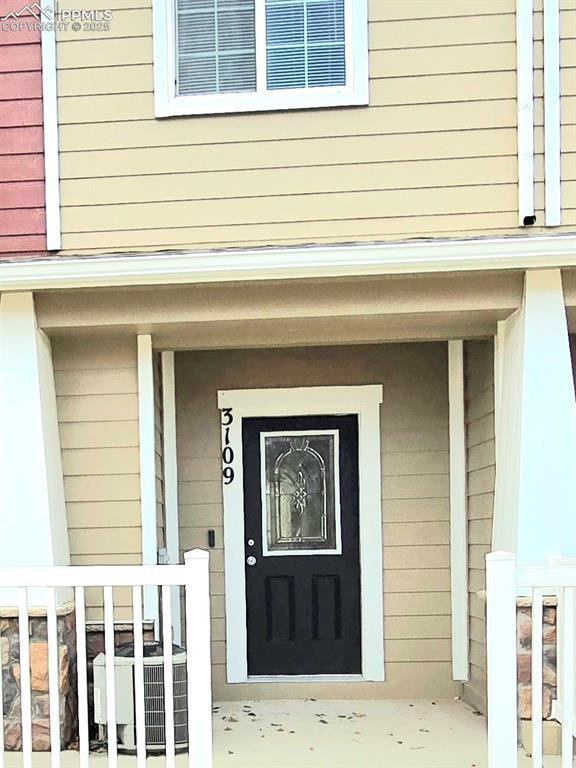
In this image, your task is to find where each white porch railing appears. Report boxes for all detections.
[487,551,576,768]
[0,549,212,768]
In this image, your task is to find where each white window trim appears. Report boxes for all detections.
[152,0,368,118]
[217,385,384,684]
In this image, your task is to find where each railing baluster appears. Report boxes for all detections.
[18,587,32,768]
[104,585,118,768]
[185,550,213,768]
[132,585,146,768]
[162,584,176,768]
[561,586,575,768]
[47,587,61,768]
[486,552,518,768]
[75,586,90,768]
[531,588,543,768]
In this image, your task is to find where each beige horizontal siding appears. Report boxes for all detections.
[176,342,455,701]
[53,336,141,618]
[54,1,576,254]
[462,340,496,714]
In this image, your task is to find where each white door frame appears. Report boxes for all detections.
[217,385,385,683]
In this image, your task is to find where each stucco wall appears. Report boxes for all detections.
[462,339,496,714]
[175,343,457,701]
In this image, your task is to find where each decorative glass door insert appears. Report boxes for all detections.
[260,429,341,555]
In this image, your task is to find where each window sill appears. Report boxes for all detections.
[154,86,369,118]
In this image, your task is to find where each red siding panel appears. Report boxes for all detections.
[0,99,43,127]
[0,234,47,253]
[0,180,45,209]
[0,208,46,236]
[0,43,41,72]
[0,154,44,182]
[0,126,43,155]
[0,23,48,257]
[0,70,42,100]
[0,26,38,46]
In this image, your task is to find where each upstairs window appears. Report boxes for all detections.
[153,0,368,116]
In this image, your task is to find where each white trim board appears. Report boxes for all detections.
[217,385,384,684]
[2,235,575,292]
[137,335,159,628]
[161,351,182,644]
[448,341,469,682]
[516,0,535,225]
[544,0,561,226]
[40,0,61,251]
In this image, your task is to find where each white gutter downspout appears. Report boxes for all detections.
[516,0,535,226]
[544,0,561,226]
[40,0,61,250]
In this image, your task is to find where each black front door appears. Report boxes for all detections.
[242,414,361,676]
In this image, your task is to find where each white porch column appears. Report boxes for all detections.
[0,292,70,603]
[137,334,160,628]
[493,269,576,565]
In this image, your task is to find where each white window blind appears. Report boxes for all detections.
[177,0,257,95]
[266,0,345,90]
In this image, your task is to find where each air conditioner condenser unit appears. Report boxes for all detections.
[93,642,188,753]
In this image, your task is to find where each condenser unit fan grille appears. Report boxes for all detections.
[143,661,188,748]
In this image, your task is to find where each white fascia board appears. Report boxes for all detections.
[1,235,576,292]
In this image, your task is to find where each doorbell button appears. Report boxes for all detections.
[247,539,255,547]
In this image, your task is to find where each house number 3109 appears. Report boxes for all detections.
[221,408,235,485]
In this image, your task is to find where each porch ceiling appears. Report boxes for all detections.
[36,271,522,347]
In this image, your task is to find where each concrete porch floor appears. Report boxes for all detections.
[213,698,484,767]
[2,699,573,767]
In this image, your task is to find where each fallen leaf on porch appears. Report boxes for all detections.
[271,722,282,726]
[352,712,366,718]
[418,728,430,733]
[227,750,234,755]
[319,719,328,724]
[410,746,425,750]
[226,716,238,722]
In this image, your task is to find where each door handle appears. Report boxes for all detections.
[246,556,257,566]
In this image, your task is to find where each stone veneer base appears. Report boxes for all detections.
[1,609,77,751]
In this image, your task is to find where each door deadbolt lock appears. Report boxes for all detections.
[246,555,257,566]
